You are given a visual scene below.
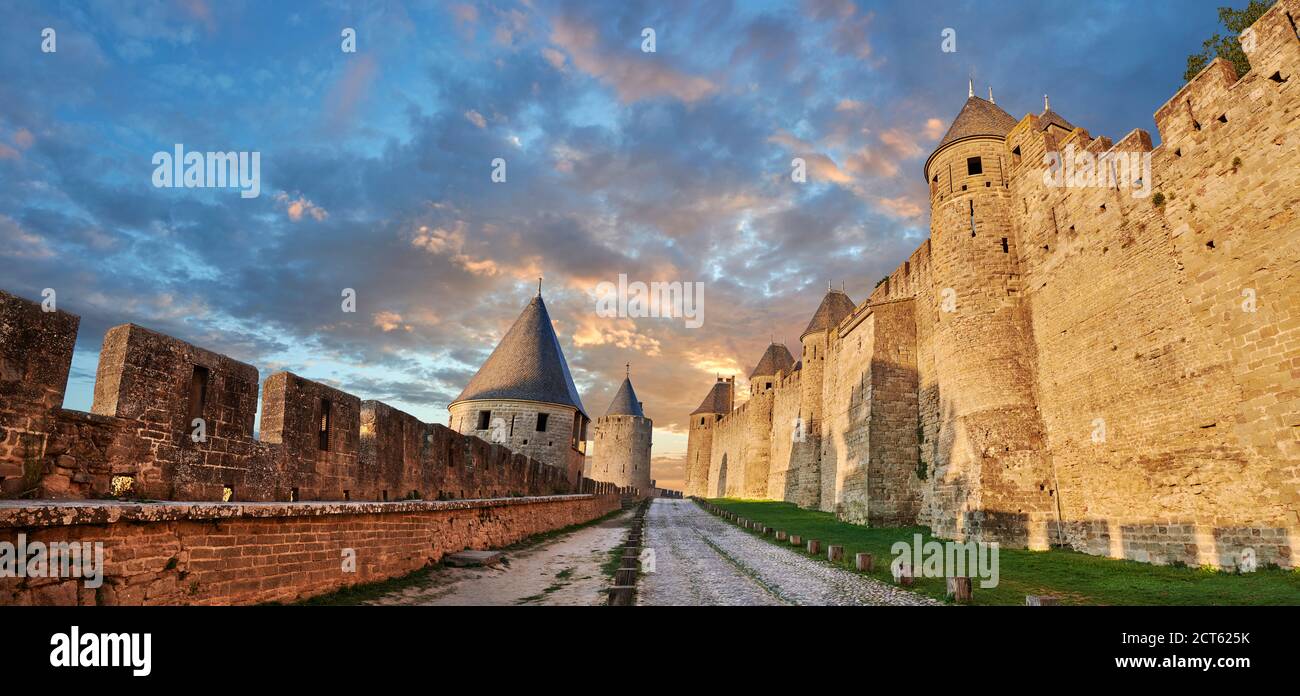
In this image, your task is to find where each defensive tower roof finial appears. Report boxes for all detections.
[988,86,995,104]
[625,362,630,377]
[1044,94,1050,111]
[537,276,542,297]
[968,78,974,98]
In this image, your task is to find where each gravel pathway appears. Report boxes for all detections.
[366,509,632,606]
[637,499,941,606]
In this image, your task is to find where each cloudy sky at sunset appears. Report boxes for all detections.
[0,0,1232,489]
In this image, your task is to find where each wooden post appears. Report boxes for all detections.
[790,535,802,546]
[607,586,636,606]
[855,552,873,572]
[806,539,822,555]
[893,562,914,586]
[827,545,844,562]
[1026,595,1060,606]
[946,577,973,603]
[776,531,788,541]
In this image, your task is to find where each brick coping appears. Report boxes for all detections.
[0,494,603,529]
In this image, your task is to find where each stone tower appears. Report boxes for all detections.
[922,88,1056,547]
[747,343,794,396]
[797,288,856,509]
[448,291,589,484]
[588,370,653,492]
[683,376,733,497]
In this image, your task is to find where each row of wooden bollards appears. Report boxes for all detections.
[606,500,651,606]
[688,497,1054,606]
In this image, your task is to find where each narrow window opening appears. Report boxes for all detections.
[969,200,976,237]
[222,485,234,502]
[1217,113,1227,124]
[1185,99,1200,131]
[1270,71,1287,83]
[1206,240,1216,249]
[966,156,982,175]
[536,413,549,432]
[1001,237,1009,253]
[1174,148,1182,157]
[318,398,332,451]
[476,410,491,430]
[290,487,300,502]
[1011,145,1022,164]
[1287,11,1299,40]
[382,490,389,501]
[1100,203,1107,211]
[343,490,351,501]
[186,365,209,436]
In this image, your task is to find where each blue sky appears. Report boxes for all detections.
[0,0,1236,488]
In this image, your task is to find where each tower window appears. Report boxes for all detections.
[186,366,209,425]
[476,410,491,430]
[318,398,332,451]
[966,157,983,175]
[1001,237,1009,253]
[1011,145,1022,165]
[536,413,549,432]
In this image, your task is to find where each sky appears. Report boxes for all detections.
[0,0,1236,490]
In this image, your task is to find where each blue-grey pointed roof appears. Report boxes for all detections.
[800,289,856,339]
[924,95,1018,180]
[749,343,795,380]
[451,295,587,416]
[690,380,733,415]
[603,377,645,417]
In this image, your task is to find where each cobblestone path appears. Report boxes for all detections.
[637,499,941,606]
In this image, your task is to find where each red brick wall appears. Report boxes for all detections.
[0,493,620,605]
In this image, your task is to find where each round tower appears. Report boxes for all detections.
[798,288,856,510]
[589,370,653,493]
[748,343,795,396]
[448,291,589,481]
[684,376,733,497]
[922,84,1056,547]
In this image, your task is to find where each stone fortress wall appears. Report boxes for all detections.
[687,1,1300,569]
[588,413,653,492]
[0,289,622,504]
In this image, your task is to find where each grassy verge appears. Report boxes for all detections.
[291,506,628,606]
[706,498,1300,606]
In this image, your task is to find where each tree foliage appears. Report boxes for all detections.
[1183,1,1274,82]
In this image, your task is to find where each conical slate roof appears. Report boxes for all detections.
[603,377,645,418]
[924,95,1018,180]
[800,289,856,339]
[1038,108,1076,134]
[691,381,733,415]
[748,343,795,380]
[451,295,587,416]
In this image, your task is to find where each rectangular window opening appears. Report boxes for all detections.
[536,413,549,432]
[222,485,234,502]
[476,410,491,430]
[1001,237,1009,253]
[318,398,332,451]
[966,156,983,175]
[187,365,209,430]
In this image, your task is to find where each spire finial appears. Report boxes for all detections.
[625,362,630,378]
[988,86,995,104]
[1044,94,1050,111]
[537,276,542,296]
[968,79,974,98]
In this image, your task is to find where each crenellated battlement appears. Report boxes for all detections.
[0,289,620,503]
[685,2,1299,568]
